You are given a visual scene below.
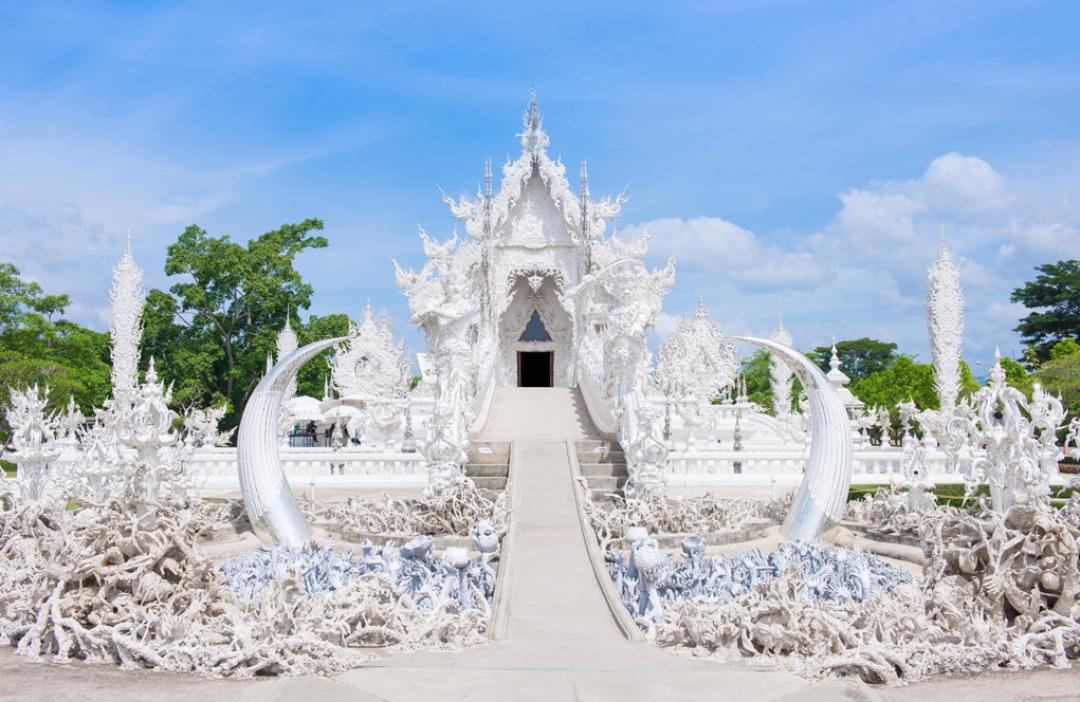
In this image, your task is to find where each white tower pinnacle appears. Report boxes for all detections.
[927,235,964,411]
[108,235,145,401]
[276,311,299,400]
[770,314,794,417]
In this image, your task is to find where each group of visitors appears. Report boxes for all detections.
[291,420,361,448]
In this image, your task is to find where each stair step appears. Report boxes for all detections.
[465,463,510,478]
[578,462,629,477]
[585,476,628,490]
[576,451,625,464]
[576,440,620,451]
[588,486,624,501]
[471,476,507,490]
[467,454,511,465]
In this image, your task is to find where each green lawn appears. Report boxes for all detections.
[849,482,1075,508]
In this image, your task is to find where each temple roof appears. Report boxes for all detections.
[442,89,625,246]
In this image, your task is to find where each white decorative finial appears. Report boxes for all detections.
[927,237,964,411]
[109,236,145,401]
[769,315,794,417]
[276,309,299,399]
[518,86,549,158]
[988,348,1007,389]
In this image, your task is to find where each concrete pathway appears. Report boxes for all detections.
[476,387,601,442]
[334,438,812,701]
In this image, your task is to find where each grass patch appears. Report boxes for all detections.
[849,481,1075,508]
[2,460,15,477]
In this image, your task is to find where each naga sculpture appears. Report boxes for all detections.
[734,336,853,541]
[238,336,345,547]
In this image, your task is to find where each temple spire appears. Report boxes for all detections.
[109,235,145,401]
[927,236,964,411]
[580,160,592,272]
[276,309,299,400]
[769,313,794,417]
[518,86,549,160]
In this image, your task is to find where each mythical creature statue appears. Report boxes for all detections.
[395,230,482,494]
[182,403,233,448]
[567,252,675,498]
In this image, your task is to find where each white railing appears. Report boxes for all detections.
[181,447,428,489]
[665,445,982,486]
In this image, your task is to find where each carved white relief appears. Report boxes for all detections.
[656,300,737,402]
[332,304,411,400]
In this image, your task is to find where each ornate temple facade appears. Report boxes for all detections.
[396,90,641,393]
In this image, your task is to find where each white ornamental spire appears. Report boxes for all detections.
[927,235,964,411]
[769,314,794,417]
[109,235,145,400]
[276,311,299,399]
[517,86,549,160]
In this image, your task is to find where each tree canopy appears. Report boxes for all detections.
[295,313,352,399]
[738,350,773,413]
[1036,338,1080,417]
[0,262,112,441]
[1011,259,1080,361]
[142,219,329,428]
[810,338,898,383]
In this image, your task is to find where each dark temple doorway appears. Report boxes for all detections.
[518,351,553,387]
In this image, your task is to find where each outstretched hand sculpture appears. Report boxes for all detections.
[238,337,346,547]
[734,336,853,541]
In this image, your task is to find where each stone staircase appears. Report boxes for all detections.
[465,441,511,491]
[576,440,628,501]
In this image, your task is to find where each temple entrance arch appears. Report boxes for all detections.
[497,273,572,387]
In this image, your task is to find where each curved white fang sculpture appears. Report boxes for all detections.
[735,336,853,541]
[238,337,346,547]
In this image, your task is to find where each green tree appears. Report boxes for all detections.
[142,219,328,428]
[999,355,1033,396]
[295,313,353,398]
[0,262,111,441]
[1011,260,1080,361]
[851,355,937,411]
[1036,340,1080,417]
[957,360,981,400]
[810,338,898,383]
[1049,337,1080,360]
[738,350,773,413]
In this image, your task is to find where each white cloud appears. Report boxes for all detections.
[629,216,834,292]
[625,151,1080,363]
[653,311,681,341]
[920,152,1009,216]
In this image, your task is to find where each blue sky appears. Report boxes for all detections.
[1,1,1078,365]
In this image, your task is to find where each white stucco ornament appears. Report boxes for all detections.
[332,303,411,400]
[656,300,736,402]
[927,238,964,412]
[109,236,145,402]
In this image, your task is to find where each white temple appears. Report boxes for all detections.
[20,91,1071,497]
